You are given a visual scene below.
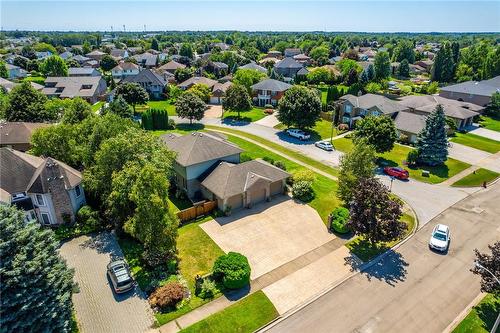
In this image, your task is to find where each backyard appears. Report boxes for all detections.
[222,107,267,122]
[452,168,500,187]
[452,294,499,333]
[450,132,500,154]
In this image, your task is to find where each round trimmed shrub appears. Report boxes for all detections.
[148,281,185,310]
[292,181,314,202]
[212,252,251,289]
[406,149,419,166]
[330,207,350,234]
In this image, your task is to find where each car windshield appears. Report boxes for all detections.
[433,232,447,241]
[117,279,132,287]
[112,264,126,272]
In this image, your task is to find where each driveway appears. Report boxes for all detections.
[204,105,222,118]
[448,142,500,173]
[200,196,335,279]
[60,232,154,333]
[468,125,500,141]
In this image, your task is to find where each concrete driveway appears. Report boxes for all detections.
[60,232,154,333]
[448,142,500,173]
[200,196,335,279]
[468,125,500,141]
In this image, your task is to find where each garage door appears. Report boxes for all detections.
[227,194,243,210]
[249,188,267,205]
[270,181,283,196]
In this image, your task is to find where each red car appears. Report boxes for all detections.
[384,166,409,180]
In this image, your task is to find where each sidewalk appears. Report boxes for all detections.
[440,165,481,186]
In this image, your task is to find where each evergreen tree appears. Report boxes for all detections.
[398,59,410,78]
[359,70,369,84]
[366,64,375,81]
[0,205,75,333]
[151,38,159,51]
[431,42,455,83]
[374,51,391,80]
[415,105,448,166]
[0,61,7,78]
[106,95,133,118]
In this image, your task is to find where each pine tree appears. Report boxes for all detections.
[398,59,410,78]
[0,205,75,332]
[366,64,375,81]
[415,105,448,166]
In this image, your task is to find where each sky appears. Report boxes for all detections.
[1,1,499,32]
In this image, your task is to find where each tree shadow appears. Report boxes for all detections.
[409,163,450,179]
[275,131,313,145]
[222,117,251,126]
[79,232,122,261]
[360,250,409,287]
[475,297,500,331]
[222,284,251,301]
[175,123,205,132]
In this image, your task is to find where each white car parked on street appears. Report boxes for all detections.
[286,128,311,141]
[315,140,334,151]
[429,224,451,252]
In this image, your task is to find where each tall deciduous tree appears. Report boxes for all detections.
[222,84,252,118]
[6,81,50,122]
[115,82,149,111]
[354,115,398,153]
[374,51,391,80]
[61,97,93,124]
[188,83,211,103]
[415,105,448,166]
[392,41,415,64]
[0,205,75,333]
[40,55,68,76]
[348,177,405,244]
[105,94,133,118]
[174,67,193,83]
[470,241,499,295]
[233,68,266,92]
[277,86,321,130]
[179,43,194,59]
[175,92,206,124]
[100,54,118,72]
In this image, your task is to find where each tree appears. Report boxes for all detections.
[6,82,50,122]
[488,92,500,117]
[100,54,118,72]
[306,67,333,85]
[337,141,376,203]
[30,124,81,168]
[309,45,330,65]
[174,67,193,83]
[151,38,159,51]
[431,42,455,83]
[354,115,397,153]
[398,59,410,78]
[179,43,194,59]
[455,63,474,82]
[366,64,375,81]
[233,68,266,92]
[277,86,321,130]
[348,177,405,244]
[213,252,251,289]
[392,41,415,63]
[374,51,391,80]
[115,82,149,111]
[175,92,206,124]
[415,105,448,166]
[40,55,68,76]
[222,84,252,118]
[105,95,133,118]
[82,40,92,54]
[0,205,74,332]
[188,83,211,103]
[471,241,499,295]
[61,97,93,124]
[0,61,7,78]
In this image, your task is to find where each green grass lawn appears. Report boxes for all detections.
[222,107,267,122]
[180,291,278,333]
[150,123,206,137]
[333,138,471,184]
[452,168,500,187]
[136,99,177,116]
[346,212,416,262]
[479,115,500,132]
[23,76,46,85]
[91,101,105,112]
[274,119,338,141]
[453,294,499,333]
[450,132,500,154]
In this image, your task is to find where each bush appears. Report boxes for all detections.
[293,169,316,183]
[76,205,100,228]
[198,278,218,299]
[148,281,185,310]
[273,160,286,171]
[330,207,350,233]
[406,149,419,166]
[54,206,102,241]
[212,252,251,289]
[292,180,315,202]
[338,123,350,132]
[264,109,274,115]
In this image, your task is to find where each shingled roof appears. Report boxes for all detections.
[251,79,291,92]
[439,76,500,97]
[340,93,408,115]
[0,122,50,147]
[398,95,483,120]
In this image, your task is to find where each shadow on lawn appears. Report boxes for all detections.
[222,117,251,126]
[175,123,205,132]
[275,131,313,145]
[475,297,500,331]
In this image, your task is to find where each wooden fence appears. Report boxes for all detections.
[177,200,217,223]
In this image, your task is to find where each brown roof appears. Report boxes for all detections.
[160,132,243,167]
[201,159,290,199]
[178,76,217,90]
[0,122,51,146]
[158,60,186,71]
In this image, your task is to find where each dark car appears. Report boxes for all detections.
[107,260,134,293]
[384,166,409,180]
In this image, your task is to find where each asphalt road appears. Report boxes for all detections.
[264,181,500,333]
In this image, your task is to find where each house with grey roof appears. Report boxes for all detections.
[250,79,292,106]
[273,57,304,81]
[85,50,106,62]
[133,52,158,68]
[210,81,232,105]
[0,148,86,225]
[72,54,91,65]
[0,78,43,93]
[68,67,101,77]
[157,60,186,74]
[111,62,140,80]
[42,76,107,104]
[110,48,129,59]
[0,122,51,152]
[178,76,217,90]
[238,61,267,73]
[6,64,27,79]
[439,76,500,106]
[59,51,73,60]
[394,111,428,143]
[121,69,166,99]
[284,48,301,58]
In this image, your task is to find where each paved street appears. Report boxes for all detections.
[60,232,154,333]
[264,181,500,333]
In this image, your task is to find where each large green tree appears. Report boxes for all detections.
[431,42,455,83]
[222,84,252,118]
[104,95,133,118]
[309,45,330,65]
[100,54,118,72]
[398,59,410,78]
[61,97,93,124]
[40,55,69,76]
[374,51,391,80]
[470,241,500,296]
[277,86,321,130]
[188,83,211,103]
[0,61,8,78]
[233,68,266,92]
[115,82,149,111]
[0,205,75,333]
[6,81,51,122]
[415,105,448,166]
[392,41,415,64]
[175,92,206,124]
[354,115,398,153]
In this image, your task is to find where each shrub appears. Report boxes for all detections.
[338,123,350,132]
[262,156,275,164]
[427,81,439,94]
[330,207,350,233]
[264,109,274,115]
[264,104,273,109]
[273,160,287,171]
[292,180,315,202]
[406,149,419,166]
[212,252,251,289]
[198,278,218,299]
[76,205,100,229]
[293,169,316,183]
[148,281,185,310]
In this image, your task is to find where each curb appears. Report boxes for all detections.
[442,292,484,333]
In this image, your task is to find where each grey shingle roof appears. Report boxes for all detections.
[122,69,166,86]
[239,61,267,73]
[68,67,99,76]
[251,79,291,92]
[394,111,427,135]
[274,57,304,69]
[439,75,500,97]
[178,76,217,89]
[201,159,290,199]
[160,132,243,167]
[158,60,186,71]
[340,93,407,115]
[0,122,51,146]
[43,76,105,98]
[398,95,483,120]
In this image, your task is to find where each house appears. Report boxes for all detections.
[127,47,143,55]
[415,60,434,72]
[111,62,140,80]
[0,122,51,151]
[398,95,483,129]
[157,60,186,74]
[42,76,107,104]
[250,79,292,106]
[201,159,290,212]
[394,111,428,143]
[439,76,500,106]
[293,53,312,65]
[85,50,106,62]
[0,77,43,92]
[6,64,27,79]
[59,51,73,60]
[83,60,99,68]
[259,57,280,66]
[68,67,101,77]
[205,61,229,77]
[238,61,267,73]
[266,50,282,59]
[110,49,129,59]
[409,64,427,75]
[160,132,243,199]
[284,48,301,58]
[274,57,304,81]
[210,81,232,105]
[121,69,167,99]
[72,54,91,65]
[133,52,158,68]
[178,76,217,90]
[210,42,230,51]
[0,148,86,225]
[35,51,52,60]
[337,93,408,128]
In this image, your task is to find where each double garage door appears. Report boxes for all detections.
[225,181,283,210]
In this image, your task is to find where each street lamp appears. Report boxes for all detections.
[474,261,500,333]
[389,176,395,192]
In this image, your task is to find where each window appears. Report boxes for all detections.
[40,213,51,225]
[75,185,82,197]
[36,194,45,206]
[345,105,352,113]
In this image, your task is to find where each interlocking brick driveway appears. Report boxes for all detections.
[60,232,155,333]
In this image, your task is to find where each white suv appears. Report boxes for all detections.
[286,128,311,141]
[429,224,451,252]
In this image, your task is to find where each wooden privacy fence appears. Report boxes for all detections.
[177,200,217,223]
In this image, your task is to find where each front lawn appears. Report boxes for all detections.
[222,107,267,122]
[274,119,339,141]
[452,294,499,333]
[136,99,177,116]
[91,101,105,112]
[333,138,471,184]
[23,76,45,85]
[346,212,416,262]
[180,291,278,333]
[452,168,500,187]
[478,115,500,132]
[450,132,500,154]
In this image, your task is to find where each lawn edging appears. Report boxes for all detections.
[442,292,485,333]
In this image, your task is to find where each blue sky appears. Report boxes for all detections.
[1,1,499,32]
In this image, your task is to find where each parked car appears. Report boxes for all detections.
[315,140,334,151]
[429,224,451,252]
[286,128,310,141]
[383,166,409,180]
[107,260,134,293]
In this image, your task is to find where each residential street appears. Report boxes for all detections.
[263,181,500,333]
